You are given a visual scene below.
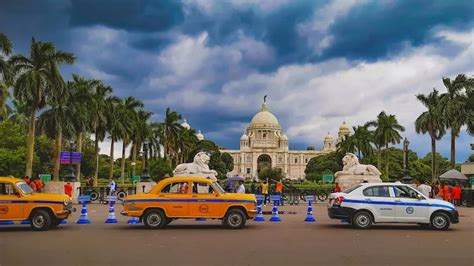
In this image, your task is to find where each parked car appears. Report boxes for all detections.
[0,177,75,231]
[327,182,459,230]
[121,176,257,229]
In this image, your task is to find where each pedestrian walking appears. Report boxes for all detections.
[416,180,431,198]
[236,180,246,194]
[261,178,269,206]
[108,179,117,196]
[452,184,462,206]
[442,183,452,203]
[276,179,284,206]
[64,182,73,197]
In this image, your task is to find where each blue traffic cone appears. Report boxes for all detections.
[127,216,140,224]
[304,200,316,222]
[195,218,206,221]
[253,200,265,222]
[21,220,30,225]
[0,221,14,225]
[105,200,118,223]
[77,201,91,224]
[269,200,281,222]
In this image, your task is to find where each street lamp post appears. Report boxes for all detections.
[141,140,151,181]
[402,138,412,183]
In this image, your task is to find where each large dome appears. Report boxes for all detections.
[249,103,281,129]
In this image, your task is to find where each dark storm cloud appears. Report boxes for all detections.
[322,0,474,60]
[68,0,185,32]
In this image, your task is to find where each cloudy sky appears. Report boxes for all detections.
[1,0,473,162]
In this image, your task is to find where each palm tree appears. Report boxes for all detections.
[131,110,153,177]
[157,107,182,164]
[90,83,112,184]
[69,75,99,180]
[415,89,446,181]
[367,111,405,178]
[353,125,374,159]
[0,33,12,120]
[6,99,28,128]
[11,38,74,177]
[177,128,199,163]
[466,80,474,135]
[37,82,76,181]
[119,96,143,181]
[440,74,469,167]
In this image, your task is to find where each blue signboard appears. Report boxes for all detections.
[305,195,315,202]
[270,194,281,201]
[77,195,91,203]
[255,194,265,201]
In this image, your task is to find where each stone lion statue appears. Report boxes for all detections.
[173,152,217,178]
[335,153,381,177]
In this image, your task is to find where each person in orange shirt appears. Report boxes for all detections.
[64,182,73,197]
[442,183,452,203]
[276,179,284,206]
[34,177,43,192]
[452,185,462,206]
[29,179,37,192]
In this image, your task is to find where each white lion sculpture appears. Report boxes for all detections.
[173,152,217,178]
[335,153,381,177]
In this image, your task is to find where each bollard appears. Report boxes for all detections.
[0,221,14,225]
[21,220,30,225]
[105,196,118,224]
[77,195,91,224]
[269,194,281,222]
[304,195,316,222]
[253,195,265,222]
[127,216,140,224]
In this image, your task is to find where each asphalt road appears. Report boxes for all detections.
[0,203,472,266]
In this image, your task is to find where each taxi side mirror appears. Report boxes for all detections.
[416,194,424,200]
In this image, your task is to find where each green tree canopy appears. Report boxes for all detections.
[304,152,342,181]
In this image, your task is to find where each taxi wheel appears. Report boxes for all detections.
[352,211,373,229]
[143,209,166,229]
[223,209,246,229]
[430,212,450,230]
[30,210,52,231]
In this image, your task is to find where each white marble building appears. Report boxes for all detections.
[220,101,350,180]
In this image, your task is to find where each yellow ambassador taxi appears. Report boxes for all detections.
[0,177,75,231]
[121,176,257,229]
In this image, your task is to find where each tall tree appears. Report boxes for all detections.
[131,110,152,177]
[440,74,470,167]
[157,107,182,165]
[11,38,74,177]
[415,89,446,181]
[367,111,405,178]
[119,96,143,181]
[0,33,13,121]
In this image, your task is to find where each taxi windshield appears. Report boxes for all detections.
[16,182,33,194]
[213,182,226,194]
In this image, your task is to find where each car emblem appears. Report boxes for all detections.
[199,204,209,213]
[0,205,8,214]
[406,207,414,214]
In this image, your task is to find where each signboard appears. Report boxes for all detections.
[60,151,82,165]
[322,174,334,183]
[39,174,51,183]
[270,194,281,202]
[471,177,474,187]
[77,195,91,203]
[305,195,315,202]
[255,194,265,201]
[132,176,140,183]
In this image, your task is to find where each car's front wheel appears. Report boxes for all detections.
[30,210,52,231]
[430,212,451,230]
[223,209,246,229]
[352,211,373,229]
[143,209,166,229]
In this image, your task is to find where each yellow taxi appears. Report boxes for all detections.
[121,176,257,229]
[0,177,75,231]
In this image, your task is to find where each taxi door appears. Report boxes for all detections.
[0,182,23,220]
[157,181,190,217]
[361,185,396,222]
[392,185,428,223]
[189,182,221,218]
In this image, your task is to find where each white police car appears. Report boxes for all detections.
[327,183,459,230]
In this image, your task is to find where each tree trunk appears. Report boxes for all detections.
[450,128,455,167]
[94,131,100,186]
[132,142,137,177]
[108,137,115,180]
[431,137,437,182]
[385,143,389,179]
[377,146,381,172]
[25,108,37,178]
[76,131,83,181]
[120,139,127,181]
[53,129,62,182]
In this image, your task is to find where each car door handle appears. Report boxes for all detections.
[192,195,198,198]
[365,198,372,202]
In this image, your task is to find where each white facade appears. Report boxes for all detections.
[220,101,349,180]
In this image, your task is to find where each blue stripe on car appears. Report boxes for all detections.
[343,199,455,211]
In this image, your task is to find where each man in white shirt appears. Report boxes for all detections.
[236,180,246,194]
[417,180,432,198]
[108,179,117,196]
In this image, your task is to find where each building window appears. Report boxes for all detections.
[305,158,308,163]
[246,155,251,163]
[294,158,298,164]
[246,168,251,174]
[278,156,283,163]
[263,133,267,139]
